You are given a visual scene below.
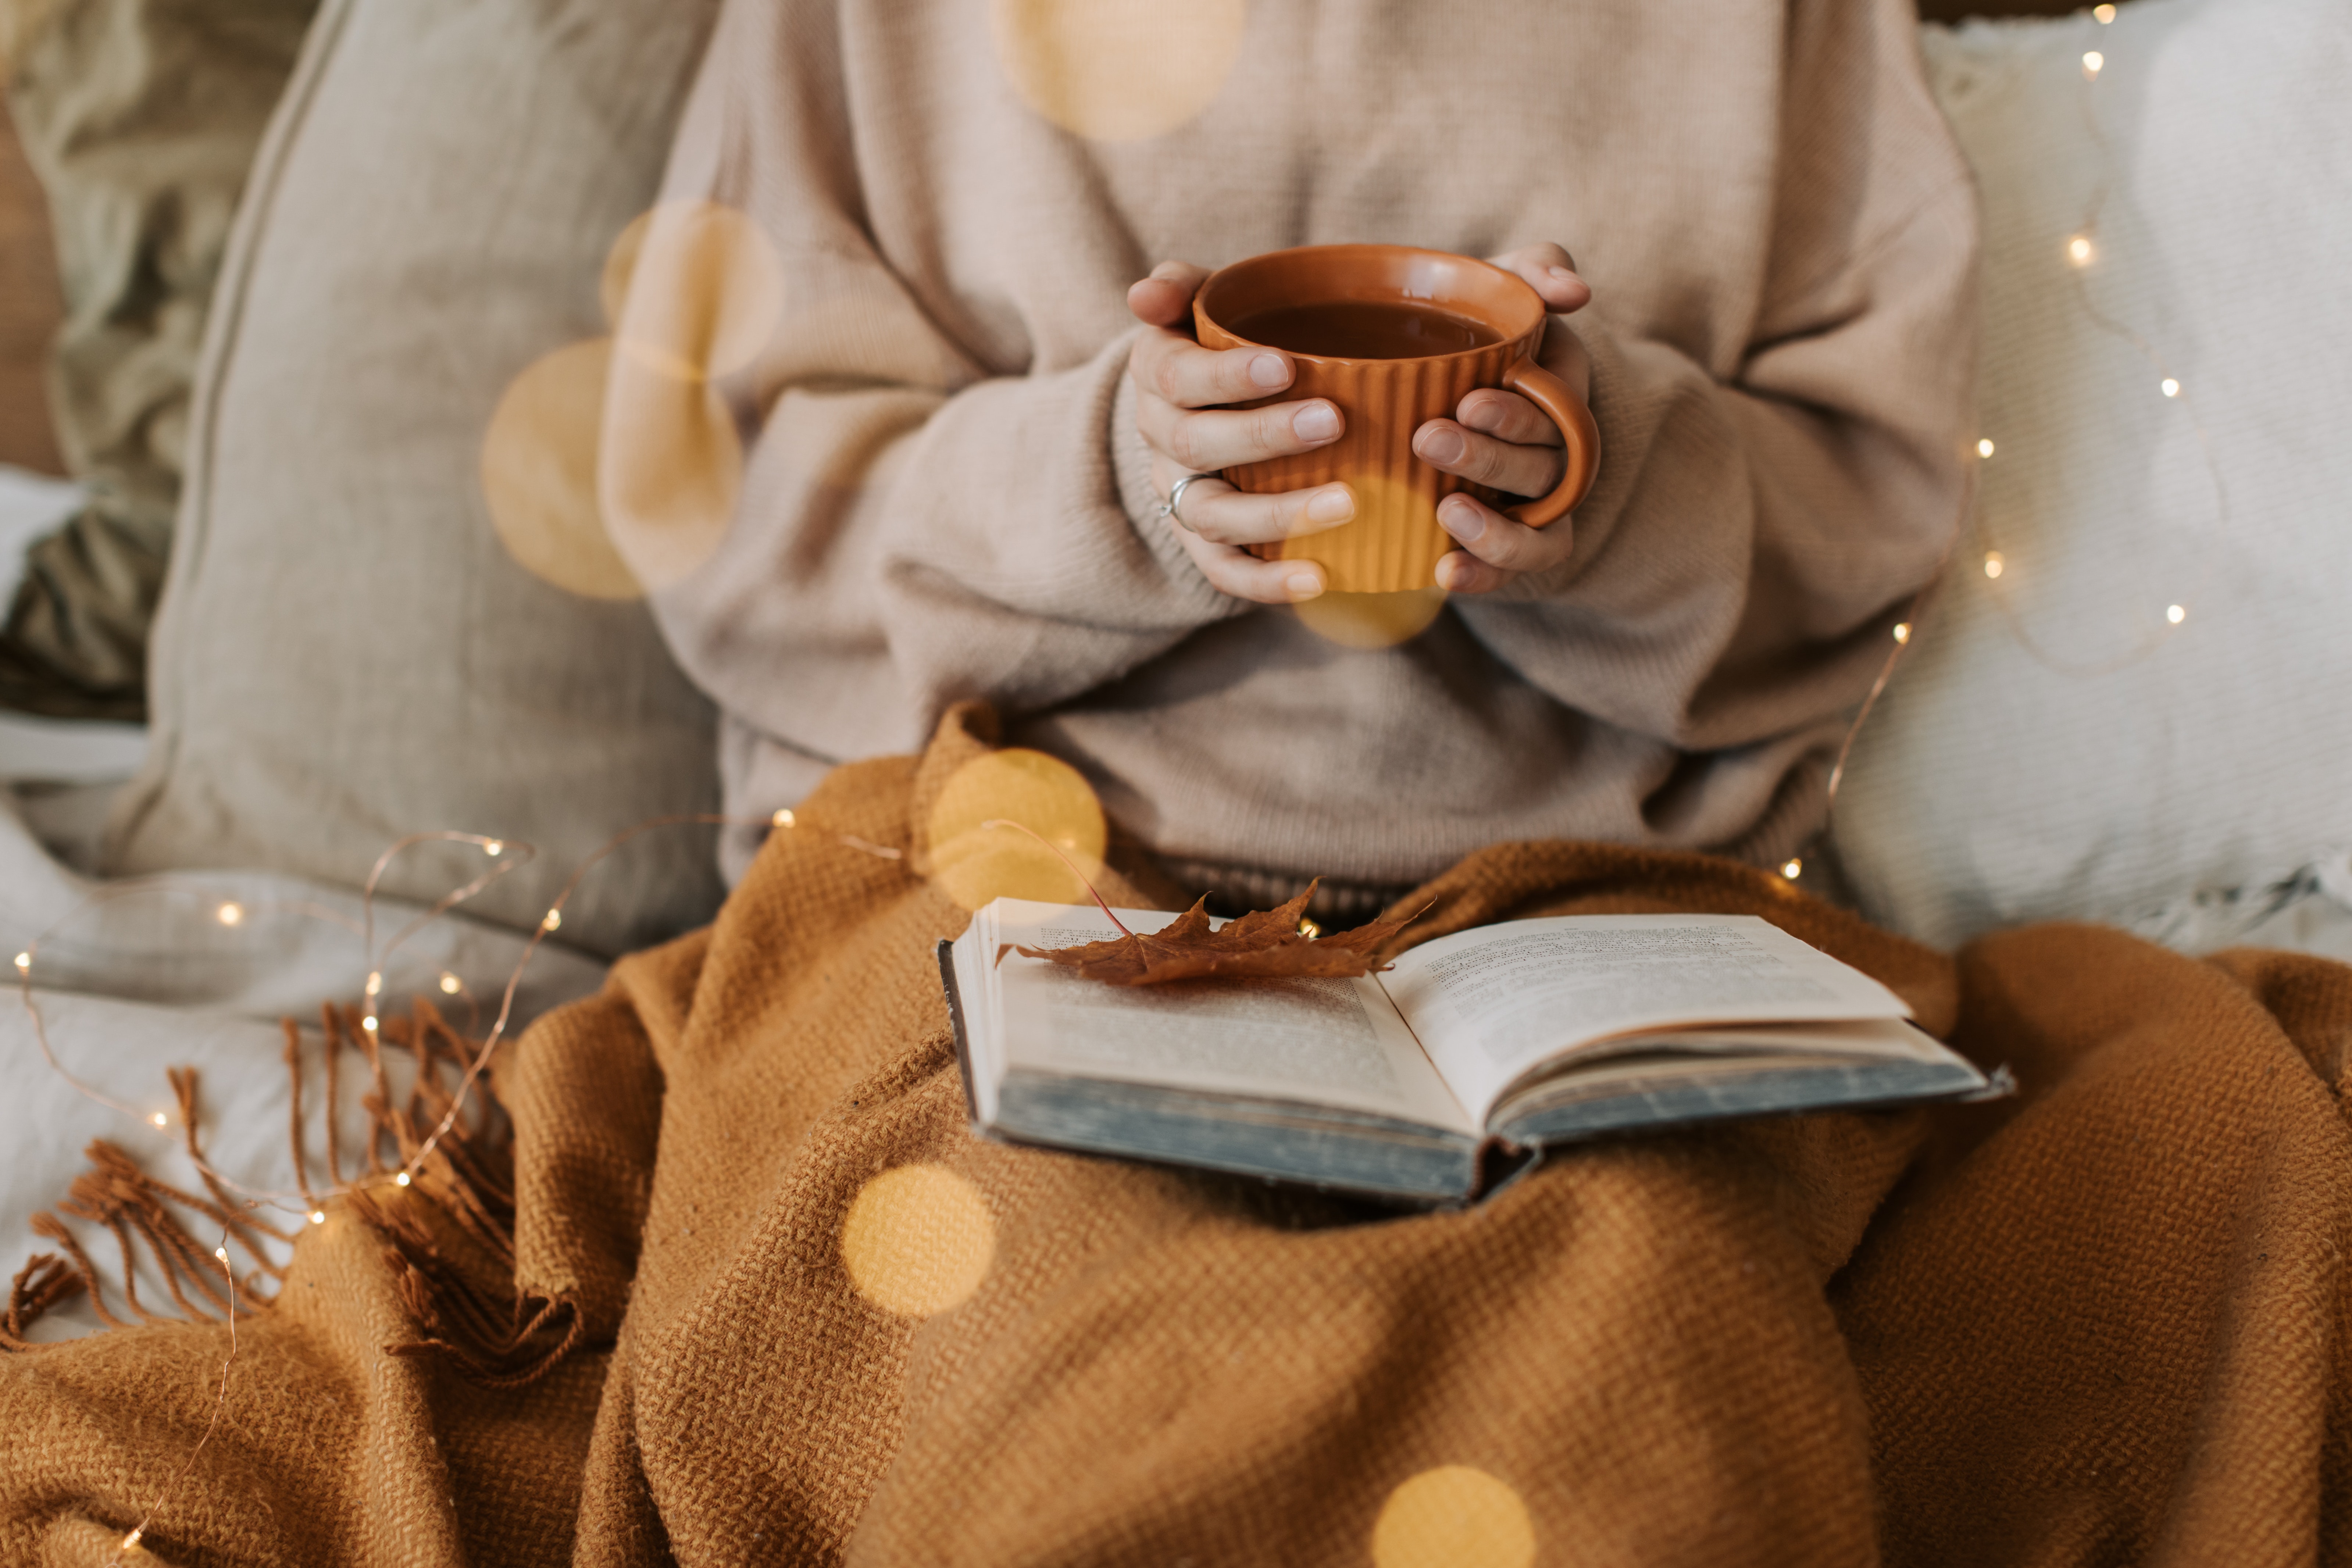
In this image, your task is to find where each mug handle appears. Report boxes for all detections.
[1498,357,1601,529]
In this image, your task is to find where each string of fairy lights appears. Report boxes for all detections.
[14,5,2226,1550]
[13,812,900,1222]
[1964,1,2222,679]
[12,809,903,1561]
[1782,0,2219,879]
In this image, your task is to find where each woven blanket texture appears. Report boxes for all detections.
[3,704,2348,1565]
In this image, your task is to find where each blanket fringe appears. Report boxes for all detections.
[371,1184,585,1391]
[3,995,583,1385]
[1,1057,295,1346]
[1,1253,85,1350]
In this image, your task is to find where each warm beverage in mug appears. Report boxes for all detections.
[1226,300,1504,360]
[1194,244,1600,595]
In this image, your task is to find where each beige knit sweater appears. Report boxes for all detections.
[647,0,1979,910]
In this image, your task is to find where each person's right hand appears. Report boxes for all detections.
[1126,261,1355,603]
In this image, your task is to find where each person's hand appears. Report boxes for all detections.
[1416,243,1593,594]
[1126,244,1593,602]
[1126,261,1352,604]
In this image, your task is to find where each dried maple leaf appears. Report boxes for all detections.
[1013,878,1426,986]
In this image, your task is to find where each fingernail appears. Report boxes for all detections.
[1305,486,1353,524]
[1417,426,1466,465]
[1293,403,1341,442]
[1439,498,1483,543]
[1287,573,1324,600]
[1249,353,1291,390]
[1548,265,1578,281]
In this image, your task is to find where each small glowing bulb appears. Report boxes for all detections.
[361,1014,379,1033]
[541,908,563,932]
[2094,3,2115,20]
[12,951,27,971]
[1892,621,1913,644]
[309,1209,326,1225]
[483,839,504,858]
[1976,437,1995,459]
[215,901,244,927]
[771,808,796,828]
[2166,603,2186,624]
[364,970,383,997]
[1298,919,1322,939]
[2067,235,2095,265]
[121,1529,144,1551]
[214,1247,228,1264]
[150,1112,169,1128]
[1781,858,1804,881]
[2160,378,2180,397]
[2081,49,2103,77]
[1984,551,2006,579]
[395,1171,413,1187]
[438,971,462,994]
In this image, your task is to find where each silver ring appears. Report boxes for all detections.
[1156,472,1218,525]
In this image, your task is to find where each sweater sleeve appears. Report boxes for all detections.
[1452,0,1978,756]
[631,0,1243,769]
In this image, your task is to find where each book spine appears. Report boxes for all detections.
[936,938,983,1128]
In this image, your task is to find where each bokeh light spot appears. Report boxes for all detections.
[481,337,645,600]
[990,0,1248,142]
[597,339,745,593]
[1371,1466,1536,1568]
[927,749,1109,911]
[603,200,785,383]
[1257,467,1460,597]
[841,1164,997,1317]
[1294,586,1449,650]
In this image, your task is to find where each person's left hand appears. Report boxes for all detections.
[1418,243,1594,594]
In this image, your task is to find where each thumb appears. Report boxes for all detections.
[1127,260,1212,328]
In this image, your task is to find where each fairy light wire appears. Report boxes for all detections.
[358,832,535,1000]
[14,881,359,1138]
[15,810,905,1218]
[111,1227,240,1563]
[1968,11,2230,679]
[1770,437,1980,888]
[397,812,893,1182]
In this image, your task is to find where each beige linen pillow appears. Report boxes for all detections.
[104,0,728,957]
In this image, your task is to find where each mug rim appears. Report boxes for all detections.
[1195,243,1546,365]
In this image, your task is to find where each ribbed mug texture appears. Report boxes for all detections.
[1193,245,1595,596]
[1206,336,1536,594]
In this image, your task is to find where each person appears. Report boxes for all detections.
[639,0,1978,919]
[10,12,2341,1565]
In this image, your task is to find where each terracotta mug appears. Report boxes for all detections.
[1193,244,1600,595]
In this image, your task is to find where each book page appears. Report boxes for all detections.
[981,900,1477,1134]
[1375,914,1913,1117]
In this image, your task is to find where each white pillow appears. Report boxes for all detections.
[1830,0,2352,949]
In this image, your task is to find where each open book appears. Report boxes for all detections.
[939,899,1995,1205]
